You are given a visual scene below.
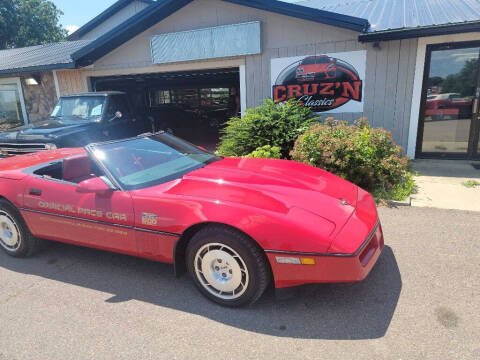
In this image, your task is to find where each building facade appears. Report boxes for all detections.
[1,0,480,158]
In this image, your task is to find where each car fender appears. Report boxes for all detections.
[0,177,26,208]
[166,195,337,273]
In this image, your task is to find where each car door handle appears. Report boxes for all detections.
[29,189,42,196]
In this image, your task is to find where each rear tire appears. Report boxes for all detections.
[186,225,270,307]
[0,199,43,257]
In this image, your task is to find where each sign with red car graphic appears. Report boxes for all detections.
[271,51,366,113]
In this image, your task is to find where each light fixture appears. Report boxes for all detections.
[25,74,41,86]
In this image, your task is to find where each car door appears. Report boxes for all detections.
[21,159,137,255]
[103,95,138,140]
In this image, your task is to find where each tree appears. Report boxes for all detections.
[0,0,66,50]
[428,76,443,87]
[439,59,479,96]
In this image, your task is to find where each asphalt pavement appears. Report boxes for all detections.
[0,206,479,360]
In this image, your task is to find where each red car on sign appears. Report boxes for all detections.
[296,55,337,82]
[0,133,383,307]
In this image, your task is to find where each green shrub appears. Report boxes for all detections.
[374,171,416,201]
[290,118,413,198]
[245,145,282,159]
[217,99,317,158]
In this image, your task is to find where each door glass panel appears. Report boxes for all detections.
[478,128,480,154]
[421,46,479,153]
[0,82,24,130]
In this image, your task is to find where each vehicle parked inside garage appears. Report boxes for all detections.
[0,91,150,158]
[0,132,384,307]
[92,68,241,151]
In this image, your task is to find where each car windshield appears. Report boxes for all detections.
[316,57,331,64]
[88,133,222,190]
[50,96,105,122]
[301,57,316,65]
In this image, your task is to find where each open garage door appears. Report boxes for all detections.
[91,68,240,150]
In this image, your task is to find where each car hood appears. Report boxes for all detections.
[0,119,93,143]
[299,64,329,71]
[166,157,358,225]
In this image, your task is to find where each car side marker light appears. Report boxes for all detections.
[275,256,315,265]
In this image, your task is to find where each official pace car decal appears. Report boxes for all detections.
[37,201,127,221]
[271,50,366,113]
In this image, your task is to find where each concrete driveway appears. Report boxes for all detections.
[0,207,479,360]
[411,159,480,211]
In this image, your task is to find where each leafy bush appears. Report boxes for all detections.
[375,172,416,201]
[245,145,282,159]
[290,118,413,198]
[217,99,317,158]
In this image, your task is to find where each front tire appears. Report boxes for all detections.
[0,199,42,257]
[186,226,270,307]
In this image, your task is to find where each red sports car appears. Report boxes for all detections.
[0,133,383,307]
[296,55,337,82]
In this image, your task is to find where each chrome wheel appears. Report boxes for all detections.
[0,211,21,251]
[194,243,249,300]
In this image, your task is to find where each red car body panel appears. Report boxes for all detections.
[0,148,383,289]
[267,223,384,288]
[425,97,472,118]
[296,56,337,82]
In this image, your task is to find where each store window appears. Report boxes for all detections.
[150,90,171,105]
[418,42,480,159]
[200,88,230,106]
[170,89,199,107]
[0,78,27,130]
[150,88,230,108]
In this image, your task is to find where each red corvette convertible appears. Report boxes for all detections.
[295,55,338,82]
[0,133,383,306]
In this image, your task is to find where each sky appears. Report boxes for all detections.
[52,0,297,34]
[52,0,123,34]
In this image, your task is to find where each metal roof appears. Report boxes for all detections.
[3,0,480,76]
[296,0,480,33]
[0,40,92,74]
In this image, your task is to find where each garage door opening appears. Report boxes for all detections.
[91,68,240,150]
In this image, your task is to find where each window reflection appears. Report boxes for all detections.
[421,47,479,154]
[0,82,24,130]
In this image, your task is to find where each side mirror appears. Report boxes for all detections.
[108,111,123,122]
[76,177,112,195]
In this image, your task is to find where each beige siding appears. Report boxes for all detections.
[56,70,88,95]
[84,0,417,150]
[92,0,359,71]
[77,1,150,40]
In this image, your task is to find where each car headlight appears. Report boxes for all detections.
[296,68,304,73]
[45,143,57,150]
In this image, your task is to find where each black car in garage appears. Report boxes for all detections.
[0,91,150,157]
